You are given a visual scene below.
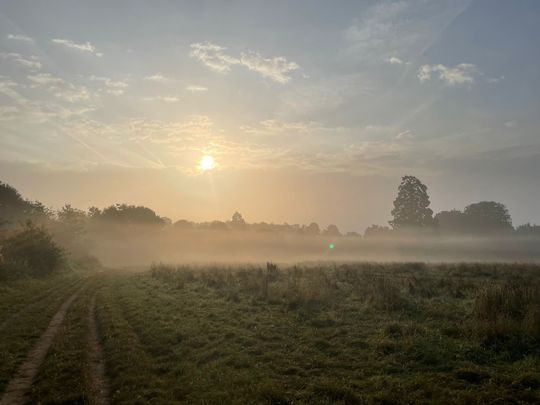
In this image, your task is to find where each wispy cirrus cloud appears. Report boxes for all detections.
[144,73,169,83]
[0,106,19,121]
[417,63,478,86]
[190,42,300,84]
[141,95,181,103]
[0,52,41,71]
[241,119,344,136]
[28,73,91,102]
[343,0,471,64]
[7,34,34,43]
[51,38,103,57]
[186,85,208,92]
[90,75,129,95]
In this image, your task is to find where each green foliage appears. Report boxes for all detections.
[390,175,434,229]
[1,223,65,278]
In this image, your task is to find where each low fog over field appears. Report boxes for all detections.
[1,176,539,270]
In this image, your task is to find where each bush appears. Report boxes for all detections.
[0,223,65,277]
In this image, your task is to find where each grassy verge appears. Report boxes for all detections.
[27,278,98,404]
[95,263,540,404]
[0,271,84,393]
[0,271,81,323]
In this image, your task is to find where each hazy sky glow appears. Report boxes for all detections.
[1,0,539,231]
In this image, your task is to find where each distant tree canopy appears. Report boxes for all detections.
[0,181,50,227]
[173,219,195,230]
[436,202,513,235]
[231,212,246,229]
[463,201,512,233]
[389,176,434,229]
[364,225,392,238]
[304,222,321,235]
[434,210,469,234]
[515,223,540,236]
[56,204,87,235]
[96,204,165,226]
[323,224,341,237]
[0,179,535,242]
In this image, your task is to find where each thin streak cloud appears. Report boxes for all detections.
[51,38,103,57]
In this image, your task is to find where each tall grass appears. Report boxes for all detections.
[472,280,540,349]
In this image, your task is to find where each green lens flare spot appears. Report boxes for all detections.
[329,243,335,250]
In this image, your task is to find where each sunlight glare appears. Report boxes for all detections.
[199,155,216,171]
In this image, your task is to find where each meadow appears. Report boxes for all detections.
[1,262,539,404]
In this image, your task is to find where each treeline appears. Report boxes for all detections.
[1,177,540,241]
[366,175,540,237]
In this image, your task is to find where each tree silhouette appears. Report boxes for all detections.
[434,210,469,234]
[364,224,392,237]
[0,181,51,227]
[98,204,165,225]
[463,201,512,233]
[323,224,341,237]
[304,222,320,235]
[231,212,246,229]
[515,223,540,236]
[389,176,434,229]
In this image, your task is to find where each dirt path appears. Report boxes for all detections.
[87,296,110,405]
[0,291,80,405]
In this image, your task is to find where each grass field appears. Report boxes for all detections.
[1,263,540,404]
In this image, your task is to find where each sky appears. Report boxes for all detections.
[0,0,539,232]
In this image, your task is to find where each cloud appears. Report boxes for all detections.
[144,73,168,82]
[28,73,91,102]
[487,76,504,84]
[90,75,128,95]
[0,52,41,71]
[395,129,413,140]
[0,75,26,103]
[504,120,517,128]
[51,38,103,57]
[239,52,299,84]
[343,0,471,64]
[189,42,237,73]
[190,42,300,83]
[186,85,208,92]
[142,95,181,103]
[417,63,478,86]
[7,34,34,43]
[0,106,19,121]
[241,119,345,138]
[388,56,404,65]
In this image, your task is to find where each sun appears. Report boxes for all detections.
[199,155,216,171]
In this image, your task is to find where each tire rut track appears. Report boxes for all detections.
[0,278,84,332]
[0,290,80,405]
[87,296,110,405]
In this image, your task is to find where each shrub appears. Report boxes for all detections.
[1,223,65,277]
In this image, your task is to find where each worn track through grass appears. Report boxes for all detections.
[88,295,110,405]
[0,290,80,405]
[0,276,82,331]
